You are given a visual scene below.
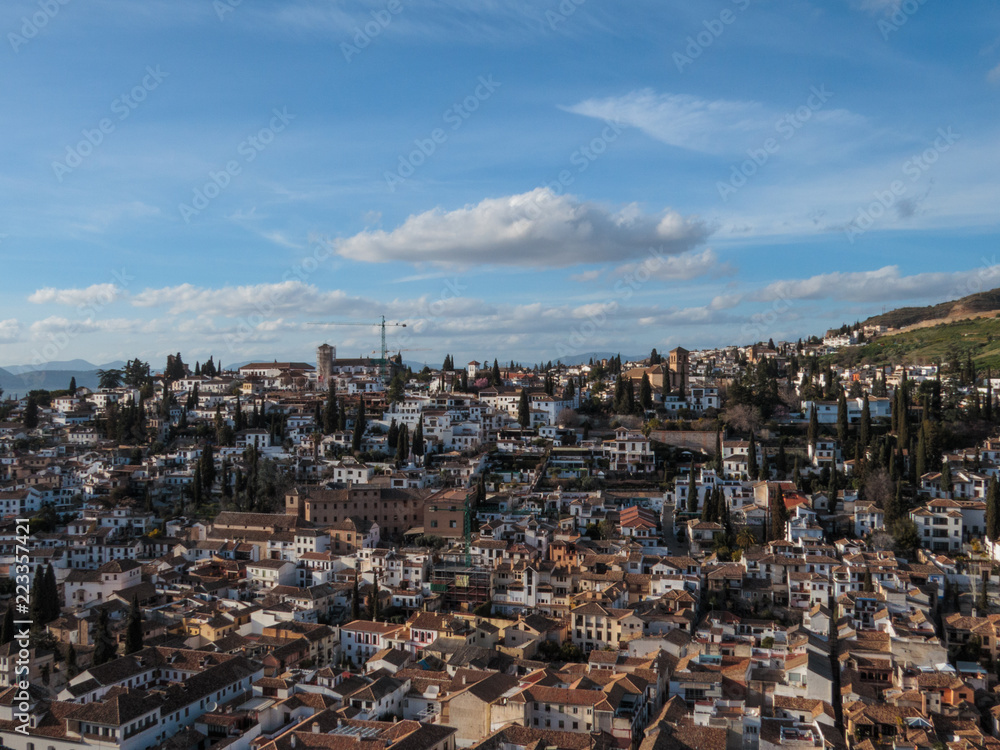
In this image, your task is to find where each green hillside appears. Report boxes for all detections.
[829,315,1000,369]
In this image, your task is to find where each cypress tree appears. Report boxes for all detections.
[388,418,399,449]
[323,378,340,435]
[807,404,819,451]
[915,428,926,479]
[987,369,994,422]
[30,565,45,625]
[396,424,409,464]
[352,398,366,452]
[0,606,13,644]
[518,389,531,428]
[940,459,952,497]
[67,642,78,677]
[124,596,143,655]
[758,448,770,481]
[836,390,849,446]
[714,431,724,474]
[68,376,77,395]
[747,433,758,480]
[351,577,361,620]
[412,418,424,459]
[491,359,502,387]
[92,609,116,666]
[987,477,1000,542]
[639,374,652,411]
[860,393,871,448]
[44,564,58,624]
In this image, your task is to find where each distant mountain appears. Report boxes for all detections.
[0,369,102,397]
[3,359,125,375]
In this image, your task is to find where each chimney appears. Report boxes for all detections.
[461,676,467,685]
[312,723,320,734]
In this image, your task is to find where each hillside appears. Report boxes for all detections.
[829,315,1000,369]
[861,287,1000,330]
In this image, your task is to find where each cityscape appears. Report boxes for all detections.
[4,1,1000,750]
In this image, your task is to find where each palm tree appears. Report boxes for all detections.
[736,528,757,550]
[97,369,124,389]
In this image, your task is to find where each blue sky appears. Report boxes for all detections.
[2,0,999,369]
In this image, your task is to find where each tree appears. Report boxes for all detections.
[351,577,361,620]
[412,418,424,460]
[862,567,874,592]
[860,393,871,448]
[97,368,124,389]
[368,570,381,621]
[807,403,819,451]
[395,423,409,464]
[23,396,38,429]
[941,459,952,497]
[68,376,77,395]
[124,596,143,654]
[30,564,45,625]
[491,359,502,387]
[352,398,366,452]
[736,528,757,550]
[323,382,339,433]
[836,390,849,446]
[987,477,1000,541]
[43,563,58,624]
[639,373,652,411]
[0,606,13,645]
[517,389,531,429]
[67,642,78,677]
[92,608,116,665]
[747,433,758,480]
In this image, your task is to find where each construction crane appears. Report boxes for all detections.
[323,316,406,386]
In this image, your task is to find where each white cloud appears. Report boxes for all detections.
[614,248,735,282]
[570,270,602,283]
[28,283,122,307]
[988,62,1000,84]
[333,189,710,267]
[563,90,768,154]
[0,319,21,343]
[752,265,1000,304]
[564,89,865,157]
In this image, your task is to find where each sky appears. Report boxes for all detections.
[1,0,999,370]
